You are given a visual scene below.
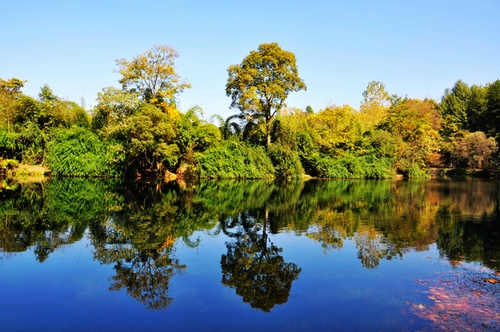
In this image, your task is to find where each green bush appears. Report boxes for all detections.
[304,153,395,179]
[17,121,49,164]
[0,123,49,164]
[0,129,19,160]
[195,141,275,179]
[267,144,304,179]
[361,155,396,179]
[407,163,430,178]
[311,154,351,178]
[46,126,119,177]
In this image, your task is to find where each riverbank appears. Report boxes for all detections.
[2,160,499,181]
[0,161,50,179]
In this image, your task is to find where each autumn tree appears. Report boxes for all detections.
[451,131,498,169]
[309,104,363,155]
[226,42,306,146]
[378,99,442,175]
[359,81,391,130]
[0,78,26,131]
[116,45,191,112]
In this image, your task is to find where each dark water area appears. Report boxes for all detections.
[0,178,499,331]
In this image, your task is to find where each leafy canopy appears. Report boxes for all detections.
[226,42,306,145]
[359,81,391,130]
[116,45,191,107]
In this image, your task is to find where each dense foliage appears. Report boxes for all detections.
[1,45,499,178]
[195,141,274,179]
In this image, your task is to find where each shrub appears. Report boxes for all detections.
[195,141,275,179]
[451,131,498,169]
[0,129,19,160]
[304,153,395,179]
[267,144,304,179]
[46,126,119,177]
[407,163,430,178]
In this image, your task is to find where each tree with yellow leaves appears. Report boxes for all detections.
[116,45,191,111]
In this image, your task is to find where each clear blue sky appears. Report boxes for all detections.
[2,0,499,119]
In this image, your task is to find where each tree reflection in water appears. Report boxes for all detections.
[1,177,499,320]
[220,212,301,312]
[88,180,205,310]
[90,219,188,310]
[109,249,186,310]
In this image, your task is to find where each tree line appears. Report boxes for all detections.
[1,43,499,179]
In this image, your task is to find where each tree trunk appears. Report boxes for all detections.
[266,118,271,148]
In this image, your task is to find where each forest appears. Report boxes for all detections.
[1,43,499,179]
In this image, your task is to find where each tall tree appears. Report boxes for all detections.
[0,78,25,95]
[486,79,500,141]
[0,78,26,131]
[359,81,390,130]
[226,42,306,146]
[439,80,472,139]
[467,84,488,132]
[116,45,191,110]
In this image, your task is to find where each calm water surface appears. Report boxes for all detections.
[0,178,499,331]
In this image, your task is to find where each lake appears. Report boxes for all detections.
[0,178,499,331]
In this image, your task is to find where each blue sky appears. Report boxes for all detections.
[2,0,499,119]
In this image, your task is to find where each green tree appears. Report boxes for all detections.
[106,103,180,176]
[226,42,307,147]
[195,141,275,179]
[116,45,191,111]
[46,127,119,177]
[486,79,500,141]
[177,106,220,155]
[210,114,242,140]
[467,84,488,132]
[38,84,59,106]
[34,85,90,129]
[439,80,472,139]
[91,87,141,132]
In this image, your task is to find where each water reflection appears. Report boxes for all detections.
[0,179,102,262]
[220,211,301,312]
[0,177,499,312]
[88,180,214,310]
